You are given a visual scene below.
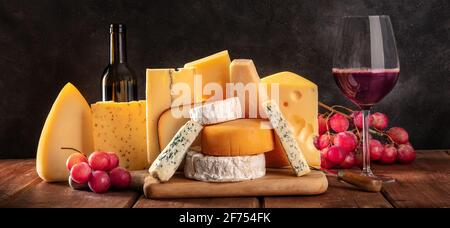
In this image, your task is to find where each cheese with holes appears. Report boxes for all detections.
[36,83,94,182]
[146,68,199,164]
[149,120,203,182]
[158,105,201,151]
[184,50,231,100]
[228,59,261,118]
[91,101,148,170]
[189,97,242,125]
[201,119,274,156]
[262,100,310,176]
[261,72,320,167]
[184,150,266,182]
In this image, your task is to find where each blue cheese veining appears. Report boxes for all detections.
[149,120,203,182]
[262,100,310,176]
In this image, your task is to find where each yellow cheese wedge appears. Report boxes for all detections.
[146,68,198,164]
[91,101,148,170]
[261,72,320,167]
[229,59,261,118]
[36,83,94,182]
[157,106,201,151]
[184,50,231,100]
[201,119,274,156]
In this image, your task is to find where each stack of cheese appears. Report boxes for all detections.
[36,50,320,184]
[146,51,319,183]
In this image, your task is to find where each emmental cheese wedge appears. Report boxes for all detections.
[149,120,203,182]
[91,101,148,170]
[228,59,261,118]
[36,83,94,182]
[261,72,320,167]
[201,119,274,156]
[262,100,310,177]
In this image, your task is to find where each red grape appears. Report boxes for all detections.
[107,152,119,171]
[318,114,328,135]
[88,151,111,171]
[109,167,131,189]
[339,152,356,169]
[88,170,111,193]
[329,113,349,133]
[369,139,384,161]
[333,131,357,154]
[66,153,88,171]
[320,155,335,169]
[352,111,373,129]
[320,147,329,159]
[70,162,92,184]
[313,136,320,150]
[317,134,332,150]
[372,112,389,130]
[325,146,346,164]
[68,175,88,190]
[380,144,398,164]
[387,127,409,144]
[397,144,416,164]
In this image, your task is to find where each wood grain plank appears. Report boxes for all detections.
[375,151,450,208]
[0,159,40,204]
[263,177,392,208]
[133,195,259,208]
[2,181,140,208]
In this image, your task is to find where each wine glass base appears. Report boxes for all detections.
[360,172,395,183]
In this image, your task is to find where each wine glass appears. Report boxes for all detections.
[332,15,399,183]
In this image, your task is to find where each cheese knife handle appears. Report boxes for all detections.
[337,170,383,192]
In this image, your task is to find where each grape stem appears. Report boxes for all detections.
[61,147,84,155]
[319,102,395,144]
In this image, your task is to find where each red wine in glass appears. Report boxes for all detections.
[333,16,400,183]
[332,68,399,109]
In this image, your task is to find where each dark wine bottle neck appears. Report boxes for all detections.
[110,27,127,64]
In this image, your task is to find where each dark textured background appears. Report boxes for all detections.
[0,0,449,158]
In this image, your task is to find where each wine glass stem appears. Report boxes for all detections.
[362,109,374,177]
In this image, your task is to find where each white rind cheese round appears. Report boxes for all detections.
[184,150,266,182]
[189,97,243,125]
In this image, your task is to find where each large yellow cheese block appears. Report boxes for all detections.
[184,50,231,101]
[261,72,320,167]
[146,68,199,164]
[36,83,94,182]
[91,101,148,170]
[157,106,201,151]
[146,51,230,164]
[228,59,261,118]
[201,119,274,156]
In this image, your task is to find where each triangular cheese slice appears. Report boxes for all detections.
[36,83,94,182]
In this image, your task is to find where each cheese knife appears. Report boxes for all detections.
[311,167,383,192]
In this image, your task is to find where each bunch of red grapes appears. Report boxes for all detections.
[66,151,131,193]
[315,107,416,170]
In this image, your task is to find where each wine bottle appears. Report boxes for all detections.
[101,24,137,102]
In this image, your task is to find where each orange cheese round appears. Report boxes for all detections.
[201,119,274,156]
[264,135,290,168]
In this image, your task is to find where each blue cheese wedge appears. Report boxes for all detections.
[149,120,203,182]
[189,97,243,125]
[262,100,310,176]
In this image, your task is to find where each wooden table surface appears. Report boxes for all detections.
[1,150,449,208]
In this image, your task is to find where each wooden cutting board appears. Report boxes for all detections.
[144,169,328,199]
